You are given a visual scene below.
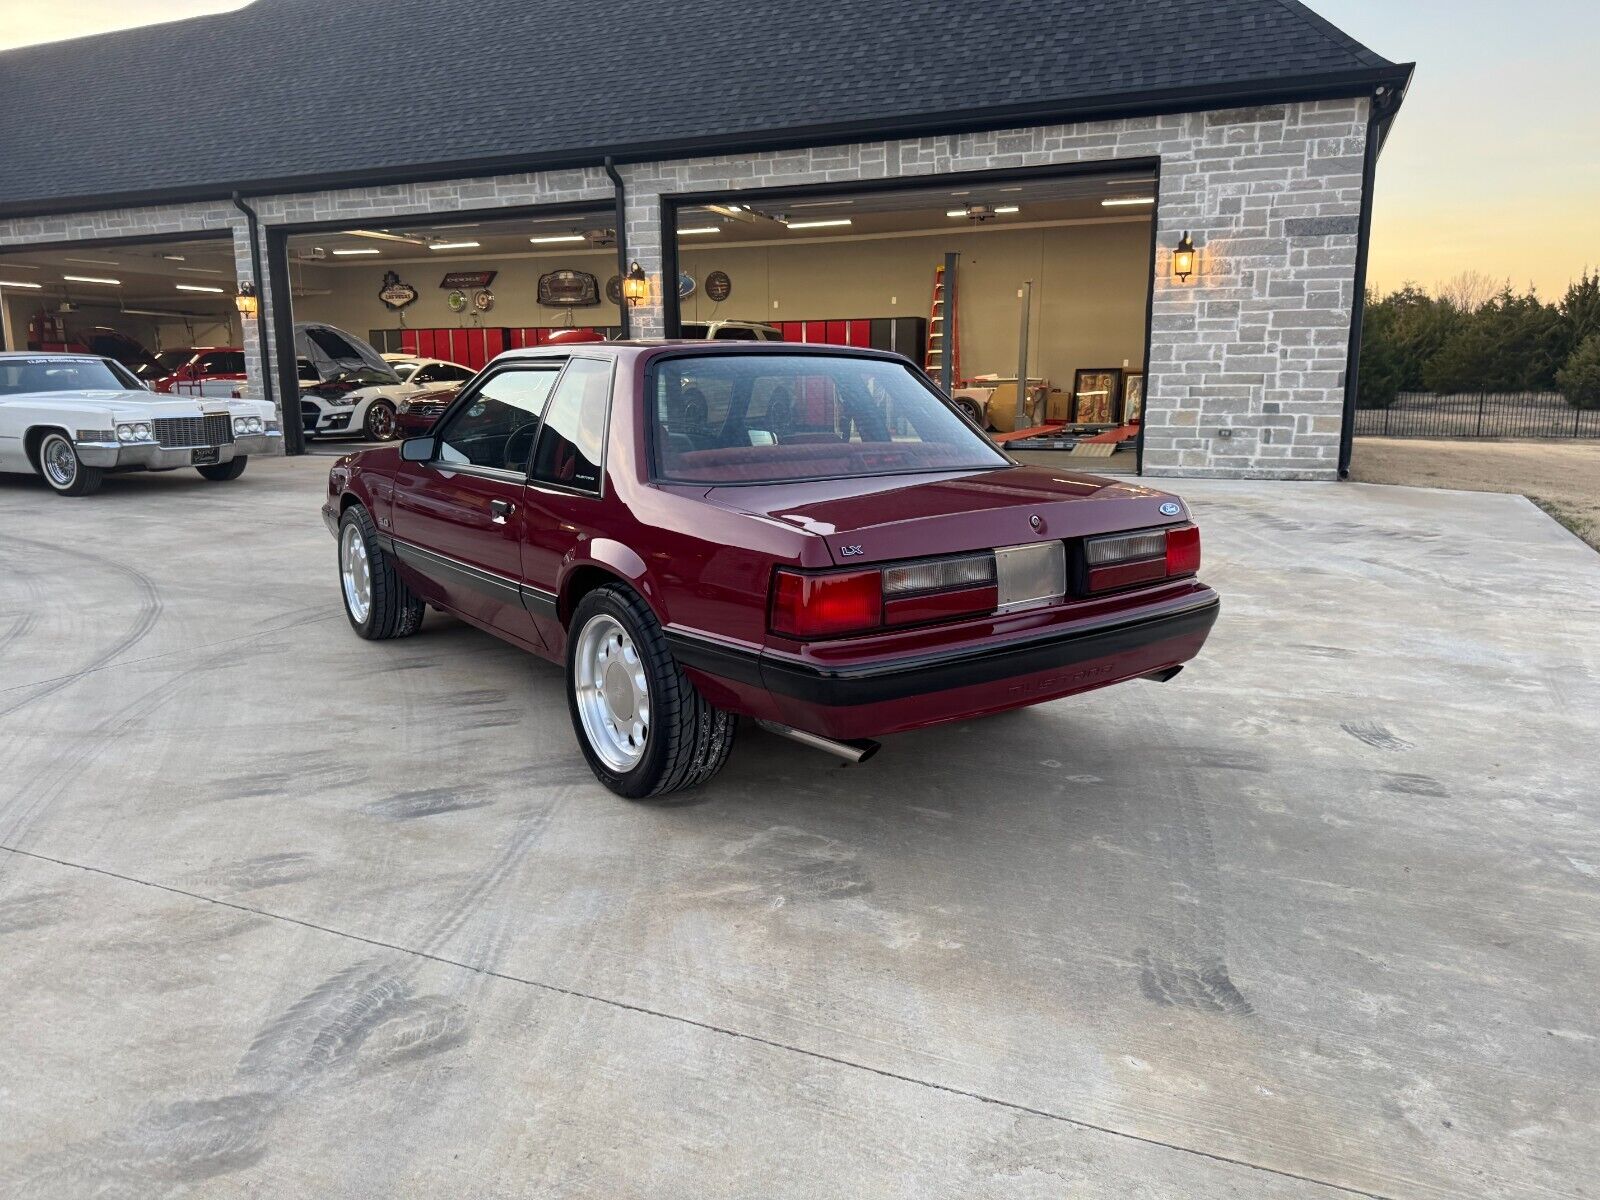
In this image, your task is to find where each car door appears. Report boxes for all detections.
[389,363,562,644]
[518,356,616,649]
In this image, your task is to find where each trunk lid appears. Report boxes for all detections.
[703,465,1188,565]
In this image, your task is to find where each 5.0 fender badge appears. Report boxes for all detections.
[1160,501,1182,517]
[839,544,865,557]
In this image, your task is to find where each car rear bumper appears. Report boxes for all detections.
[75,431,280,469]
[667,588,1220,742]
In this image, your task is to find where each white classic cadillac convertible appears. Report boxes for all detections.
[0,352,280,496]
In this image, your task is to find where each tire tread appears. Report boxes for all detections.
[340,505,424,640]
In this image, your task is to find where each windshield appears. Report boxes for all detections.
[0,357,141,394]
[134,351,190,379]
[651,354,1007,485]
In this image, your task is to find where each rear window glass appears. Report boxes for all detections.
[651,354,1006,485]
[0,358,138,394]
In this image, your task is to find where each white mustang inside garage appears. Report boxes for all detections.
[0,352,280,496]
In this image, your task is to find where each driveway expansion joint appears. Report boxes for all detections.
[1,841,1402,1200]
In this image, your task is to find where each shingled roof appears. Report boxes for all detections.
[0,0,1409,217]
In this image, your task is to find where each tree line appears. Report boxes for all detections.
[1358,270,1600,408]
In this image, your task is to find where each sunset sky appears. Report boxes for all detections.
[3,1,1595,299]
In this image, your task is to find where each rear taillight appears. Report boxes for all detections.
[1083,523,1200,592]
[771,569,883,638]
[1165,524,1201,577]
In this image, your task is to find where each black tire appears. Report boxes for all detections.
[35,431,103,497]
[566,584,735,799]
[196,456,248,482]
[953,398,986,428]
[363,400,397,441]
[337,504,425,640]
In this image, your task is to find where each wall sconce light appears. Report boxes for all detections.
[234,281,259,319]
[1173,232,1196,282]
[622,261,649,307]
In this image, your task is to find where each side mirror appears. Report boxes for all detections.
[400,436,435,462]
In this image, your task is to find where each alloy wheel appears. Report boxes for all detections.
[340,523,372,624]
[573,613,651,771]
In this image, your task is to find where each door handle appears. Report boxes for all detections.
[489,499,515,525]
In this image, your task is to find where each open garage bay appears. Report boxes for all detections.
[0,460,1595,1198]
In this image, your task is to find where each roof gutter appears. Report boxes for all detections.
[1338,66,1413,479]
[0,65,1415,221]
[603,156,630,338]
[229,191,277,426]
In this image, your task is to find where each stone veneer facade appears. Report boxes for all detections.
[0,98,1369,479]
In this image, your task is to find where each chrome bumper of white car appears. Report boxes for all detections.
[75,430,281,469]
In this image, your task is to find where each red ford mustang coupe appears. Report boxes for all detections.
[324,343,1218,798]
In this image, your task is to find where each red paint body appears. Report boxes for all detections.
[325,343,1218,743]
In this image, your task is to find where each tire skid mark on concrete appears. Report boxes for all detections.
[1340,722,1416,753]
[0,790,564,1195]
[0,532,163,719]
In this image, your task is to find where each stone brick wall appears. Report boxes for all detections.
[1,101,1370,478]
[618,97,1369,479]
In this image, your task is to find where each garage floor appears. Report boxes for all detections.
[1,458,1595,1199]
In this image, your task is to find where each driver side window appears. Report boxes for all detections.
[435,366,560,473]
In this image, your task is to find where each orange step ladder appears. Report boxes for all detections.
[924,263,961,383]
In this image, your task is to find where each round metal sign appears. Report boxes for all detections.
[704,270,732,303]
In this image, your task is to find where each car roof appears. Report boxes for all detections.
[0,350,113,360]
[492,340,912,363]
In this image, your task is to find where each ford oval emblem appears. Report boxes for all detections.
[1160,501,1182,517]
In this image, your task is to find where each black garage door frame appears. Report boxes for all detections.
[262,199,622,455]
[658,157,1163,475]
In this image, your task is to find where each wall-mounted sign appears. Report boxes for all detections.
[605,275,623,306]
[538,270,600,307]
[379,271,418,311]
[440,270,497,290]
[446,289,469,313]
[472,288,495,313]
[703,270,732,303]
[677,271,697,300]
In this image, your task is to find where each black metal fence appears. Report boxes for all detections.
[1355,392,1600,440]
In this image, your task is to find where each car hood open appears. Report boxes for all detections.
[702,465,1188,566]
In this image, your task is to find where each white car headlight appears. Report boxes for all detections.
[133,423,151,440]
[234,417,249,435]
[117,424,137,442]
[249,416,264,433]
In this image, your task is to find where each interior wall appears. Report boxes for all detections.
[679,218,1152,388]
[0,291,238,354]
[286,248,625,334]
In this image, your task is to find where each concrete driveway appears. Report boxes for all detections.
[1,458,1595,1199]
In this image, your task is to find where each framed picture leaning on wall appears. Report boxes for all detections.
[1072,368,1123,424]
[1121,371,1145,424]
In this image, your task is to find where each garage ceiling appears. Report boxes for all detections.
[0,234,239,315]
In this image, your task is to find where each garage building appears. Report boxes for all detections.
[0,0,1411,479]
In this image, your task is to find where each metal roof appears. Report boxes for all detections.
[0,0,1409,218]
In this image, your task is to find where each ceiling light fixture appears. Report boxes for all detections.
[428,241,481,251]
[676,226,722,236]
[0,280,43,289]
[1102,197,1156,207]
[788,199,856,209]
[784,218,853,230]
[343,229,427,245]
[161,254,187,262]
[994,206,1020,214]
[175,283,226,293]
[527,234,588,245]
[332,248,382,256]
[63,274,121,285]
[64,256,120,267]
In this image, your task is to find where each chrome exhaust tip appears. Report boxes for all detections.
[756,720,881,764]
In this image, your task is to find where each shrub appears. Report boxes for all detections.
[1556,333,1600,409]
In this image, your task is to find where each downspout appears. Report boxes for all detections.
[1338,85,1401,479]
[604,157,631,339]
[230,192,284,447]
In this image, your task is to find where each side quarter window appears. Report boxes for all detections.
[529,357,612,493]
[434,366,561,472]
